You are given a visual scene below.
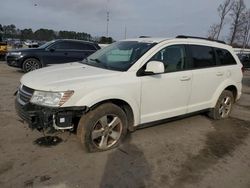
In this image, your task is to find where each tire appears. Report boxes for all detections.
[22,58,41,72]
[77,103,128,152]
[208,90,234,120]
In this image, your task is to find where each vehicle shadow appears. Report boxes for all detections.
[100,134,152,188]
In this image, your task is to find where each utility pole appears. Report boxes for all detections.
[242,14,250,51]
[124,25,127,39]
[106,0,110,38]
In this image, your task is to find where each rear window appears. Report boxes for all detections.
[215,48,237,65]
[189,45,216,69]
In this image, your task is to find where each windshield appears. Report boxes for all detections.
[81,41,156,71]
[38,40,55,49]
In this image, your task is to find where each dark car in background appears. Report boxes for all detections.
[237,53,250,69]
[6,39,100,72]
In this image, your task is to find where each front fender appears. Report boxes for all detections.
[74,88,141,126]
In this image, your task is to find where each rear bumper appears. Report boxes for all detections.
[15,98,86,130]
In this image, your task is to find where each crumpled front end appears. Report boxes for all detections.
[15,84,86,131]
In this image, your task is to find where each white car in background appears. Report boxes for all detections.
[16,36,243,152]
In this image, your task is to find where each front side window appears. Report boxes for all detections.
[149,45,186,72]
[82,41,156,71]
[39,40,55,49]
[215,48,237,65]
[189,45,216,69]
[52,41,72,50]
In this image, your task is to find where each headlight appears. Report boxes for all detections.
[9,52,22,56]
[30,90,74,107]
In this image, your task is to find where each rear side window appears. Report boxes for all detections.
[189,45,216,69]
[83,43,97,50]
[72,42,97,50]
[52,41,70,49]
[52,41,96,50]
[215,48,237,65]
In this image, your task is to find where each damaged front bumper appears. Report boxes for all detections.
[15,99,86,131]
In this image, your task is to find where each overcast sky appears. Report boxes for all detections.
[0,0,250,40]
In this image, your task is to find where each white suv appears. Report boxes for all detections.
[16,36,243,152]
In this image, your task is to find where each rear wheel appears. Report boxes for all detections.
[77,103,128,152]
[22,58,41,72]
[208,90,234,120]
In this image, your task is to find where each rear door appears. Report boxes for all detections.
[187,45,225,112]
[67,42,98,61]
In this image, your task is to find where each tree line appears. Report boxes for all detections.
[208,0,250,48]
[0,24,114,44]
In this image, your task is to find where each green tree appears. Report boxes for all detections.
[99,36,114,44]
[3,24,17,38]
[20,29,33,40]
[34,29,55,41]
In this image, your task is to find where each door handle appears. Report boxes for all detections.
[216,72,224,76]
[180,76,191,81]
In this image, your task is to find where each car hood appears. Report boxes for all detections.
[20,62,121,91]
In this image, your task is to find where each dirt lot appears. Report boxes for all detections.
[0,62,250,188]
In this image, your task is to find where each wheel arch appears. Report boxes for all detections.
[211,82,238,107]
[224,85,237,101]
[90,99,136,132]
[21,56,43,67]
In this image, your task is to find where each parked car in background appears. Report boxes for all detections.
[0,34,7,59]
[98,43,110,48]
[13,40,23,49]
[28,41,39,48]
[237,53,250,68]
[0,41,7,59]
[6,39,100,72]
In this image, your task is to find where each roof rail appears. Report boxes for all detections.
[176,35,226,44]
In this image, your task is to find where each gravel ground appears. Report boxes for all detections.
[0,62,250,188]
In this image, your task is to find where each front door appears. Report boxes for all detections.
[43,41,74,65]
[140,45,192,124]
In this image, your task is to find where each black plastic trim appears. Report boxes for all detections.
[136,109,210,130]
[15,99,87,130]
[176,35,226,44]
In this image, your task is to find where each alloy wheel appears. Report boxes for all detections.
[218,96,232,118]
[91,115,123,149]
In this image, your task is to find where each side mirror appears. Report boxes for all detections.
[49,48,55,52]
[145,61,165,74]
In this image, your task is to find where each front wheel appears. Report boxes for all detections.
[77,103,128,152]
[208,90,234,120]
[22,58,41,72]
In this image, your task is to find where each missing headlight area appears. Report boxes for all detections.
[16,97,87,131]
